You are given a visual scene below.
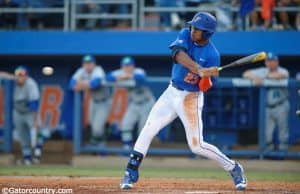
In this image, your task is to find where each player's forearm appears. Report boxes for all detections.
[243,71,257,81]
[175,51,200,74]
[75,80,90,90]
[267,72,289,80]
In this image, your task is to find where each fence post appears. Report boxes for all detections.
[73,92,82,154]
[3,80,13,153]
[132,0,137,30]
[63,0,69,31]
[258,87,266,159]
[70,0,76,31]
[139,0,145,30]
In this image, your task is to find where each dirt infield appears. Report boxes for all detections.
[0,176,300,194]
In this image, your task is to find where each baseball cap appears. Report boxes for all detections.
[266,52,278,61]
[82,55,96,64]
[121,56,135,66]
[14,65,29,76]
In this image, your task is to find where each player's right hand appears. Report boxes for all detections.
[197,67,219,77]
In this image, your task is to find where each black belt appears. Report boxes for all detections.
[171,82,199,92]
[171,82,184,91]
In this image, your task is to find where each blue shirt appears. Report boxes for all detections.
[169,28,220,91]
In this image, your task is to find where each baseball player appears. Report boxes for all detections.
[243,52,290,151]
[120,12,247,190]
[69,55,110,147]
[12,66,40,165]
[106,56,155,150]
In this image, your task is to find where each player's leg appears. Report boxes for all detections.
[176,92,246,190]
[134,86,177,156]
[91,100,110,146]
[276,101,290,151]
[121,86,177,189]
[137,98,155,134]
[120,103,139,149]
[265,108,276,151]
[14,111,33,165]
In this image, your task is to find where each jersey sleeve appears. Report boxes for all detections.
[71,68,83,80]
[207,51,220,68]
[69,68,83,89]
[133,68,147,84]
[28,80,40,101]
[89,66,105,89]
[106,70,118,82]
[279,67,289,78]
[248,67,267,79]
[169,28,190,50]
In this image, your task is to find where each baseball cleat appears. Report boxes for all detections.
[230,162,247,190]
[120,171,134,189]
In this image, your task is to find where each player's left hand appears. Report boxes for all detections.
[197,67,219,77]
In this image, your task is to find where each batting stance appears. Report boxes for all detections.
[13,66,40,165]
[106,57,155,150]
[243,52,290,151]
[120,12,247,190]
[69,55,110,146]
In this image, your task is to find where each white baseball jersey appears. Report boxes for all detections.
[109,68,154,103]
[71,66,109,101]
[248,67,289,106]
[13,77,40,113]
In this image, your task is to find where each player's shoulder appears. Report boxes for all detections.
[94,65,105,72]
[110,69,123,75]
[206,41,220,58]
[134,67,146,74]
[278,66,289,73]
[179,28,190,36]
[26,77,38,87]
[75,67,85,74]
[250,67,267,75]
[175,28,191,42]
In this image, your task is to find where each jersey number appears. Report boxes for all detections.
[184,72,199,84]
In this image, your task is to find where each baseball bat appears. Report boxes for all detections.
[218,51,266,71]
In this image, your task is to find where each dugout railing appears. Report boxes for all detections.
[70,0,138,30]
[72,78,300,159]
[0,78,299,158]
[0,0,70,31]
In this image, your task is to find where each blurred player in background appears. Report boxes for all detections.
[243,52,290,151]
[120,12,247,191]
[0,66,40,165]
[69,55,110,147]
[106,56,155,150]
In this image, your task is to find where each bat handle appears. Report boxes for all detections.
[217,67,223,71]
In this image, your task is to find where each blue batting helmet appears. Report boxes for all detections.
[120,56,135,67]
[187,12,217,40]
